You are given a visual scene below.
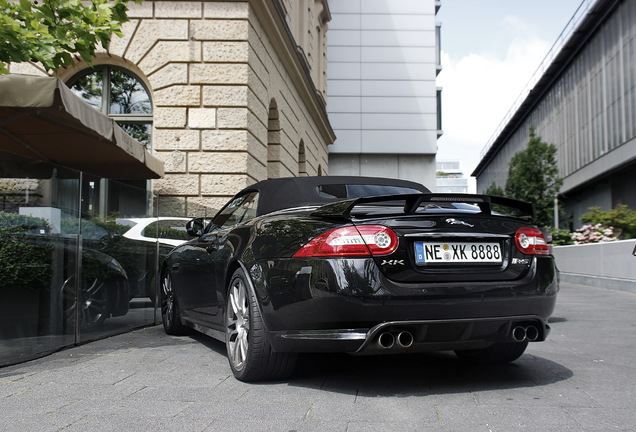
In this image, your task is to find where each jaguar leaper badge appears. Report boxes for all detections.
[445,218,474,228]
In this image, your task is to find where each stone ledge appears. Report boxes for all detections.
[559,273,636,295]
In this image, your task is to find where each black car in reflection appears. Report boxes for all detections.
[0,213,129,334]
[160,176,559,382]
[1,212,189,334]
[62,216,190,325]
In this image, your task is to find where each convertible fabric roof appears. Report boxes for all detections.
[244,176,431,216]
[0,74,164,179]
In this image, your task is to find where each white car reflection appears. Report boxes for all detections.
[116,217,191,247]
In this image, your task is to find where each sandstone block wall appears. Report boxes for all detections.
[12,0,334,217]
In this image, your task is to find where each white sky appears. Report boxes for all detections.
[436,0,586,186]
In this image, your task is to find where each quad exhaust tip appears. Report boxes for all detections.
[378,332,395,349]
[512,325,540,342]
[378,331,414,349]
[397,331,414,348]
[377,325,539,349]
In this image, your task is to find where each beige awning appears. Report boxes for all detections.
[0,74,164,179]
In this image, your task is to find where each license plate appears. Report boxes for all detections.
[414,241,502,264]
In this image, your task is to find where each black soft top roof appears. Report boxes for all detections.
[240,176,430,216]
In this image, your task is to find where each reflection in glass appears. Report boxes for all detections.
[66,66,153,149]
[118,122,151,148]
[109,70,151,115]
[0,151,162,366]
[70,71,103,110]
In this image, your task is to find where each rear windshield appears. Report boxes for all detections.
[316,184,422,199]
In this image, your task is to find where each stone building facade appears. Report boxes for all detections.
[9,0,335,216]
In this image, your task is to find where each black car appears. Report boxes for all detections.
[161,176,559,382]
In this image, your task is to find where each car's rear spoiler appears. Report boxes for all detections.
[311,193,536,223]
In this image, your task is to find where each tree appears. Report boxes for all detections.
[484,182,504,197]
[504,128,563,228]
[0,0,140,75]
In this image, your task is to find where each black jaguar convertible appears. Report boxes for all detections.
[161,176,559,381]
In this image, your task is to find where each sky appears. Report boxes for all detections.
[436,0,588,185]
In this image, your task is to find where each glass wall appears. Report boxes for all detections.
[0,150,175,366]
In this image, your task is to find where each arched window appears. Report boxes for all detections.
[66,66,153,148]
[65,66,153,217]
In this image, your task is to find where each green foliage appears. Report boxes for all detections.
[544,227,574,246]
[0,212,53,289]
[505,127,563,228]
[484,182,505,197]
[61,215,128,239]
[0,0,140,75]
[0,211,50,232]
[580,205,636,239]
[143,224,191,242]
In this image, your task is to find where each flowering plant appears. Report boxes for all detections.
[570,224,618,244]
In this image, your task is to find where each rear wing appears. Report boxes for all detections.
[311,193,536,223]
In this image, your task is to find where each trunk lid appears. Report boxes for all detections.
[312,193,538,283]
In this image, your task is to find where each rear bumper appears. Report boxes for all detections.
[248,256,559,353]
[269,315,551,353]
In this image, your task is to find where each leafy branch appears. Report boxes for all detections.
[0,0,140,75]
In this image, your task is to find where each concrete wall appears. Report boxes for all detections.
[553,239,636,293]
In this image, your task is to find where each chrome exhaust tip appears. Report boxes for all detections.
[525,325,539,342]
[512,326,527,342]
[378,332,395,349]
[396,331,414,348]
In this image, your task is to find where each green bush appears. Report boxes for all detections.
[143,224,191,241]
[580,205,636,239]
[0,212,53,290]
[61,217,128,239]
[0,211,50,233]
[544,227,574,246]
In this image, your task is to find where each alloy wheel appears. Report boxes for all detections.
[226,276,250,371]
[161,273,174,329]
[62,275,108,331]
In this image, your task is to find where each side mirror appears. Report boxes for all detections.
[186,218,206,237]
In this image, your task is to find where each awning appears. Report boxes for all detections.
[0,74,164,179]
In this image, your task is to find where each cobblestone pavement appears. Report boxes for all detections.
[1,282,635,432]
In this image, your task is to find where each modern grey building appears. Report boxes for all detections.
[436,160,469,193]
[326,0,442,188]
[473,0,636,228]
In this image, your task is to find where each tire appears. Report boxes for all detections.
[161,271,189,335]
[225,268,297,382]
[62,274,109,331]
[454,341,529,364]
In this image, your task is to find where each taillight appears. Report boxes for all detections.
[293,225,398,257]
[515,227,550,255]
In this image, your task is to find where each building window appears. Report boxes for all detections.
[436,23,442,75]
[66,66,153,148]
[436,88,443,136]
[298,141,307,176]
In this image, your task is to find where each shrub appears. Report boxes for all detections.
[580,205,636,239]
[0,212,53,289]
[545,227,573,246]
[571,224,618,245]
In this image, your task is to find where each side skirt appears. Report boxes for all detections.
[183,318,226,343]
